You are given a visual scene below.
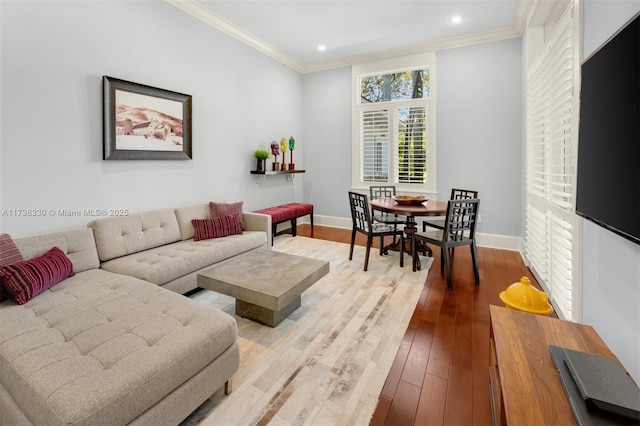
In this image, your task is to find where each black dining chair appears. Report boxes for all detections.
[348,191,404,271]
[422,188,478,231]
[370,185,405,245]
[412,198,480,289]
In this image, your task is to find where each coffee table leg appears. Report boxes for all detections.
[236,296,302,327]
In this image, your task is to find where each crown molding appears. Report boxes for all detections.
[514,0,534,33]
[281,24,524,74]
[165,0,530,74]
[164,0,304,72]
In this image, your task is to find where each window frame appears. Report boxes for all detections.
[351,53,437,195]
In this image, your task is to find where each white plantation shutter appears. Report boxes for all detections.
[527,63,550,200]
[361,110,389,182]
[394,106,427,184]
[357,100,433,190]
[525,2,581,321]
[550,214,574,316]
[526,205,549,282]
[549,18,576,210]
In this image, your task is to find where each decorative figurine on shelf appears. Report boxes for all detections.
[270,140,280,171]
[288,136,296,170]
[280,137,288,171]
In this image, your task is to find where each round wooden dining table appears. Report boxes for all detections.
[369,197,448,269]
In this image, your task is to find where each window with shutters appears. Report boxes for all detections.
[525,0,582,321]
[352,54,436,193]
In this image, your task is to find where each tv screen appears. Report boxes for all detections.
[576,13,640,245]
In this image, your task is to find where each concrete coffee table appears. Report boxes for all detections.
[197,249,329,327]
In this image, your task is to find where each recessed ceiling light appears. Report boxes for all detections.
[318,44,326,51]
[450,15,462,24]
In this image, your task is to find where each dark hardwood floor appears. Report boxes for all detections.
[294,223,543,426]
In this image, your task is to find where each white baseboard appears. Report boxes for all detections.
[476,233,523,252]
[309,214,352,230]
[298,214,524,252]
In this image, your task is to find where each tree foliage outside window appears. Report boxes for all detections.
[360,70,430,103]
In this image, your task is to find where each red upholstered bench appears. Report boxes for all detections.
[254,203,314,245]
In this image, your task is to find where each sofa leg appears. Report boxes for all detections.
[224,379,233,395]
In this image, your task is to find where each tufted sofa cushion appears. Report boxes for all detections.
[13,228,100,274]
[88,209,181,262]
[0,268,237,426]
[99,231,267,286]
[174,203,210,241]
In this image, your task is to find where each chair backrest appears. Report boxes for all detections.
[370,185,397,200]
[450,188,478,201]
[348,191,373,232]
[443,198,480,242]
[369,186,398,220]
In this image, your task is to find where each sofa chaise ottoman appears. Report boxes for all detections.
[0,228,239,426]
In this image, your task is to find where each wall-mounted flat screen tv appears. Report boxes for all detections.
[576,13,640,245]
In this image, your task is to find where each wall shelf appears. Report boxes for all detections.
[251,169,305,183]
[250,170,305,175]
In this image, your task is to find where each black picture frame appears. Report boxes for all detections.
[102,76,192,160]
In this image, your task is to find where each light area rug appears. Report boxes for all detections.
[183,236,432,426]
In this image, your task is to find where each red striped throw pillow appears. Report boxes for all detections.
[192,214,243,241]
[0,233,25,301]
[0,246,75,305]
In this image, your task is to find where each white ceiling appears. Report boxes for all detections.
[166,0,530,72]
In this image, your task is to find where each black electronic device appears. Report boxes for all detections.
[549,345,640,425]
[576,13,640,246]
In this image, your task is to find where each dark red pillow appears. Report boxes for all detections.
[0,233,25,302]
[192,214,243,241]
[0,246,75,305]
[209,201,246,230]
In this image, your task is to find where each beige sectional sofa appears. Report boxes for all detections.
[88,203,270,294]
[0,203,272,425]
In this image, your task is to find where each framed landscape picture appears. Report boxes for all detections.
[103,76,192,160]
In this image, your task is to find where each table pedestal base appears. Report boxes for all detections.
[383,218,432,270]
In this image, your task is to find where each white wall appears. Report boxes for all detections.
[436,39,522,237]
[301,67,353,218]
[0,0,304,237]
[581,0,640,383]
[301,38,523,237]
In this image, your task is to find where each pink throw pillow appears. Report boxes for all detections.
[192,214,243,241]
[0,246,75,305]
[0,233,25,302]
[209,201,246,230]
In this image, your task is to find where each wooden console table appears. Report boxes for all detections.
[489,305,619,425]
